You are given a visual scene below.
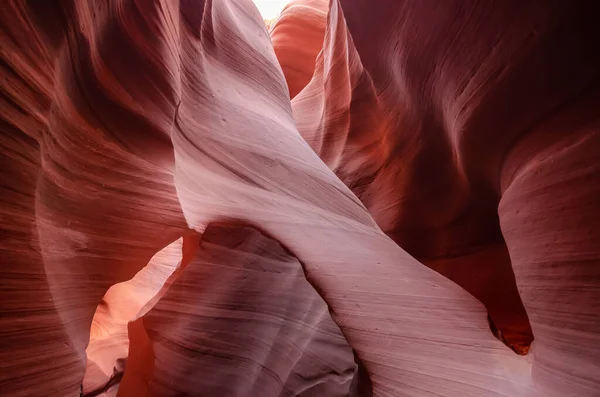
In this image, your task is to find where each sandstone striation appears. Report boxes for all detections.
[1,0,599,396]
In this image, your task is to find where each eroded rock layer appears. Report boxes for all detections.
[1,0,599,396]
[120,224,355,397]
[270,0,328,99]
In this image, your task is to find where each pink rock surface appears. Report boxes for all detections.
[1,0,599,396]
[121,224,355,396]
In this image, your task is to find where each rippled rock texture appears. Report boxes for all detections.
[1,0,599,396]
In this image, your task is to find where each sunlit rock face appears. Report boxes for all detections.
[1,1,599,397]
[270,0,328,99]
[84,239,183,395]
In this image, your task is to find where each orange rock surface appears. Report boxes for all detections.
[270,0,328,99]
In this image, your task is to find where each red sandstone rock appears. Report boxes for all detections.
[122,224,355,396]
[270,0,328,99]
[292,0,600,394]
[1,0,599,396]
[83,239,182,395]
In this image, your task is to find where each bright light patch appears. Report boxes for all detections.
[253,0,292,20]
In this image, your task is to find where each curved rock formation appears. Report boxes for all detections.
[120,224,355,397]
[291,0,534,354]
[291,0,600,395]
[270,0,328,99]
[84,239,183,395]
[1,0,599,396]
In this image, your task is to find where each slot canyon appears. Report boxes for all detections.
[1,0,599,396]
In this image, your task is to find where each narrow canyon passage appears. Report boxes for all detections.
[1,0,599,396]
